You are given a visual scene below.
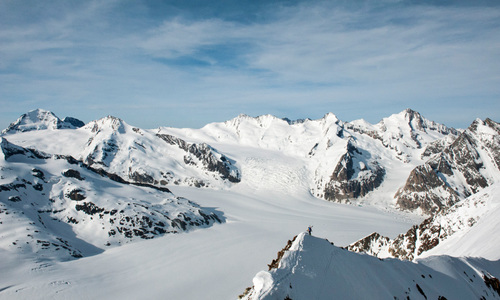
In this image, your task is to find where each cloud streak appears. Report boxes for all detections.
[0,1,499,129]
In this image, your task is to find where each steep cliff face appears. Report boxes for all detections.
[396,118,500,214]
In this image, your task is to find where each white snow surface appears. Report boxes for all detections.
[420,183,500,260]
[243,232,500,300]
[1,109,498,299]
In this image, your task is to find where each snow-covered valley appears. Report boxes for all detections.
[1,109,499,299]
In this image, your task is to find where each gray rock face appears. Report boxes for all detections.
[395,164,460,214]
[323,140,385,202]
[349,186,490,261]
[396,118,500,214]
[157,134,241,183]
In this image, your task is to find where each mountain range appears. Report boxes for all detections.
[1,108,499,299]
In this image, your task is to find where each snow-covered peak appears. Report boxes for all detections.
[379,108,456,135]
[2,109,84,134]
[83,116,128,134]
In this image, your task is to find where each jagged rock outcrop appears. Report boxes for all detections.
[396,118,500,214]
[323,140,385,202]
[395,163,460,214]
[349,184,497,260]
[157,134,241,183]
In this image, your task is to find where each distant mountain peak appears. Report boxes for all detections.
[2,108,84,134]
[84,115,127,134]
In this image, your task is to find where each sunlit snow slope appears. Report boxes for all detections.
[241,233,500,300]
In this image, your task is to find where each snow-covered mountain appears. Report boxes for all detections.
[396,118,500,214]
[1,108,499,299]
[2,108,84,134]
[161,108,464,209]
[0,137,223,261]
[240,232,500,300]
[4,114,240,190]
[349,182,500,261]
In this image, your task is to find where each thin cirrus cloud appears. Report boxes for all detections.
[0,1,499,130]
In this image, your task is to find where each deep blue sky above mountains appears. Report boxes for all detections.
[1,0,499,130]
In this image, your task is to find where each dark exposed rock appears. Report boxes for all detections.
[395,164,460,214]
[1,138,51,160]
[0,182,27,192]
[347,232,390,257]
[484,274,500,296]
[33,183,43,191]
[268,235,298,271]
[396,118,500,214]
[129,171,154,184]
[323,140,385,202]
[8,196,22,202]
[62,169,84,181]
[62,116,85,128]
[75,202,104,215]
[32,168,46,180]
[66,189,86,201]
[157,134,240,183]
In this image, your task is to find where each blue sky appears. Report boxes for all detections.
[1,0,499,130]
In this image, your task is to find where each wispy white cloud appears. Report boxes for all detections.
[0,1,499,129]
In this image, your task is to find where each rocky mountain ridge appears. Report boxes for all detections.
[395,118,500,214]
[348,183,500,261]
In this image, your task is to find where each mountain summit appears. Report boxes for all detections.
[2,108,84,134]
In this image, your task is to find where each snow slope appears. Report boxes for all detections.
[241,232,500,300]
[0,138,223,262]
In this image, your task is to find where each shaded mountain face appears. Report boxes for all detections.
[395,118,500,214]
[0,138,224,261]
[240,233,500,300]
[2,108,84,134]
